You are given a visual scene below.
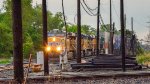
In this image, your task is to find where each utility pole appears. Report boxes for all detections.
[110,0,113,54]
[131,17,134,34]
[124,14,126,36]
[112,22,115,53]
[124,14,126,29]
[124,14,126,55]
[96,0,100,57]
[120,0,126,71]
[42,0,49,75]
[12,0,23,83]
[131,17,135,55]
[77,0,81,63]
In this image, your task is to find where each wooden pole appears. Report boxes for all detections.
[112,22,115,53]
[12,0,24,83]
[131,17,133,34]
[120,0,126,71]
[77,0,81,63]
[131,17,135,55]
[110,0,113,54]
[42,0,49,75]
[96,0,100,57]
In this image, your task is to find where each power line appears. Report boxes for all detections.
[99,14,108,29]
[112,1,120,21]
[83,0,98,11]
[80,2,94,16]
[80,1,97,16]
[81,0,108,30]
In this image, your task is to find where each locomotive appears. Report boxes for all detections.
[46,29,97,59]
[46,29,135,59]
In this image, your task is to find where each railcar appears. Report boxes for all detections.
[46,29,135,60]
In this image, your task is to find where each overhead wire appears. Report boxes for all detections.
[82,0,98,16]
[81,0,105,22]
[83,0,98,11]
[111,0,120,20]
[99,14,108,30]
[81,0,108,30]
[80,1,97,16]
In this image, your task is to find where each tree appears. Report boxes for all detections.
[0,22,13,58]
[48,12,64,30]
[0,0,65,58]
[67,25,77,33]
[101,24,119,34]
[67,24,96,35]
[0,1,13,58]
[101,24,110,32]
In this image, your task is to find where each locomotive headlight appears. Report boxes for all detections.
[56,46,61,51]
[46,46,51,51]
[53,37,56,41]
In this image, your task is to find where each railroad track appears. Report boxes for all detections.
[1,71,150,84]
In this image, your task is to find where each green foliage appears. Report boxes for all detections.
[0,0,144,59]
[100,24,120,35]
[23,33,34,58]
[67,25,77,33]
[136,41,145,55]
[101,24,110,32]
[48,12,64,30]
[67,24,96,35]
[0,0,64,58]
[0,21,13,58]
[0,59,11,64]
[136,52,150,64]
[81,25,96,35]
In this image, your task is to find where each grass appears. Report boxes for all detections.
[0,59,11,64]
[136,52,150,64]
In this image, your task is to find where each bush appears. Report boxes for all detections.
[136,52,150,64]
[23,34,35,58]
[0,59,11,64]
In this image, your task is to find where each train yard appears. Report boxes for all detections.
[0,0,149,83]
[0,55,150,83]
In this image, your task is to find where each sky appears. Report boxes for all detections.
[0,0,150,40]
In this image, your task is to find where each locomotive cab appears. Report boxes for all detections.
[47,29,65,57]
[47,37,64,57]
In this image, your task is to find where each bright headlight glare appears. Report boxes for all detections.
[46,46,51,51]
[57,47,61,51]
[53,37,56,41]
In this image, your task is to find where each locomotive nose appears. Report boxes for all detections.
[46,45,62,53]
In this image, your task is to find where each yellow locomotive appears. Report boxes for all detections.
[46,29,136,59]
[46,29,65,57]
[46,29,97,59]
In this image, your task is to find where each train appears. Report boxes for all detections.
[46,29,136,59]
